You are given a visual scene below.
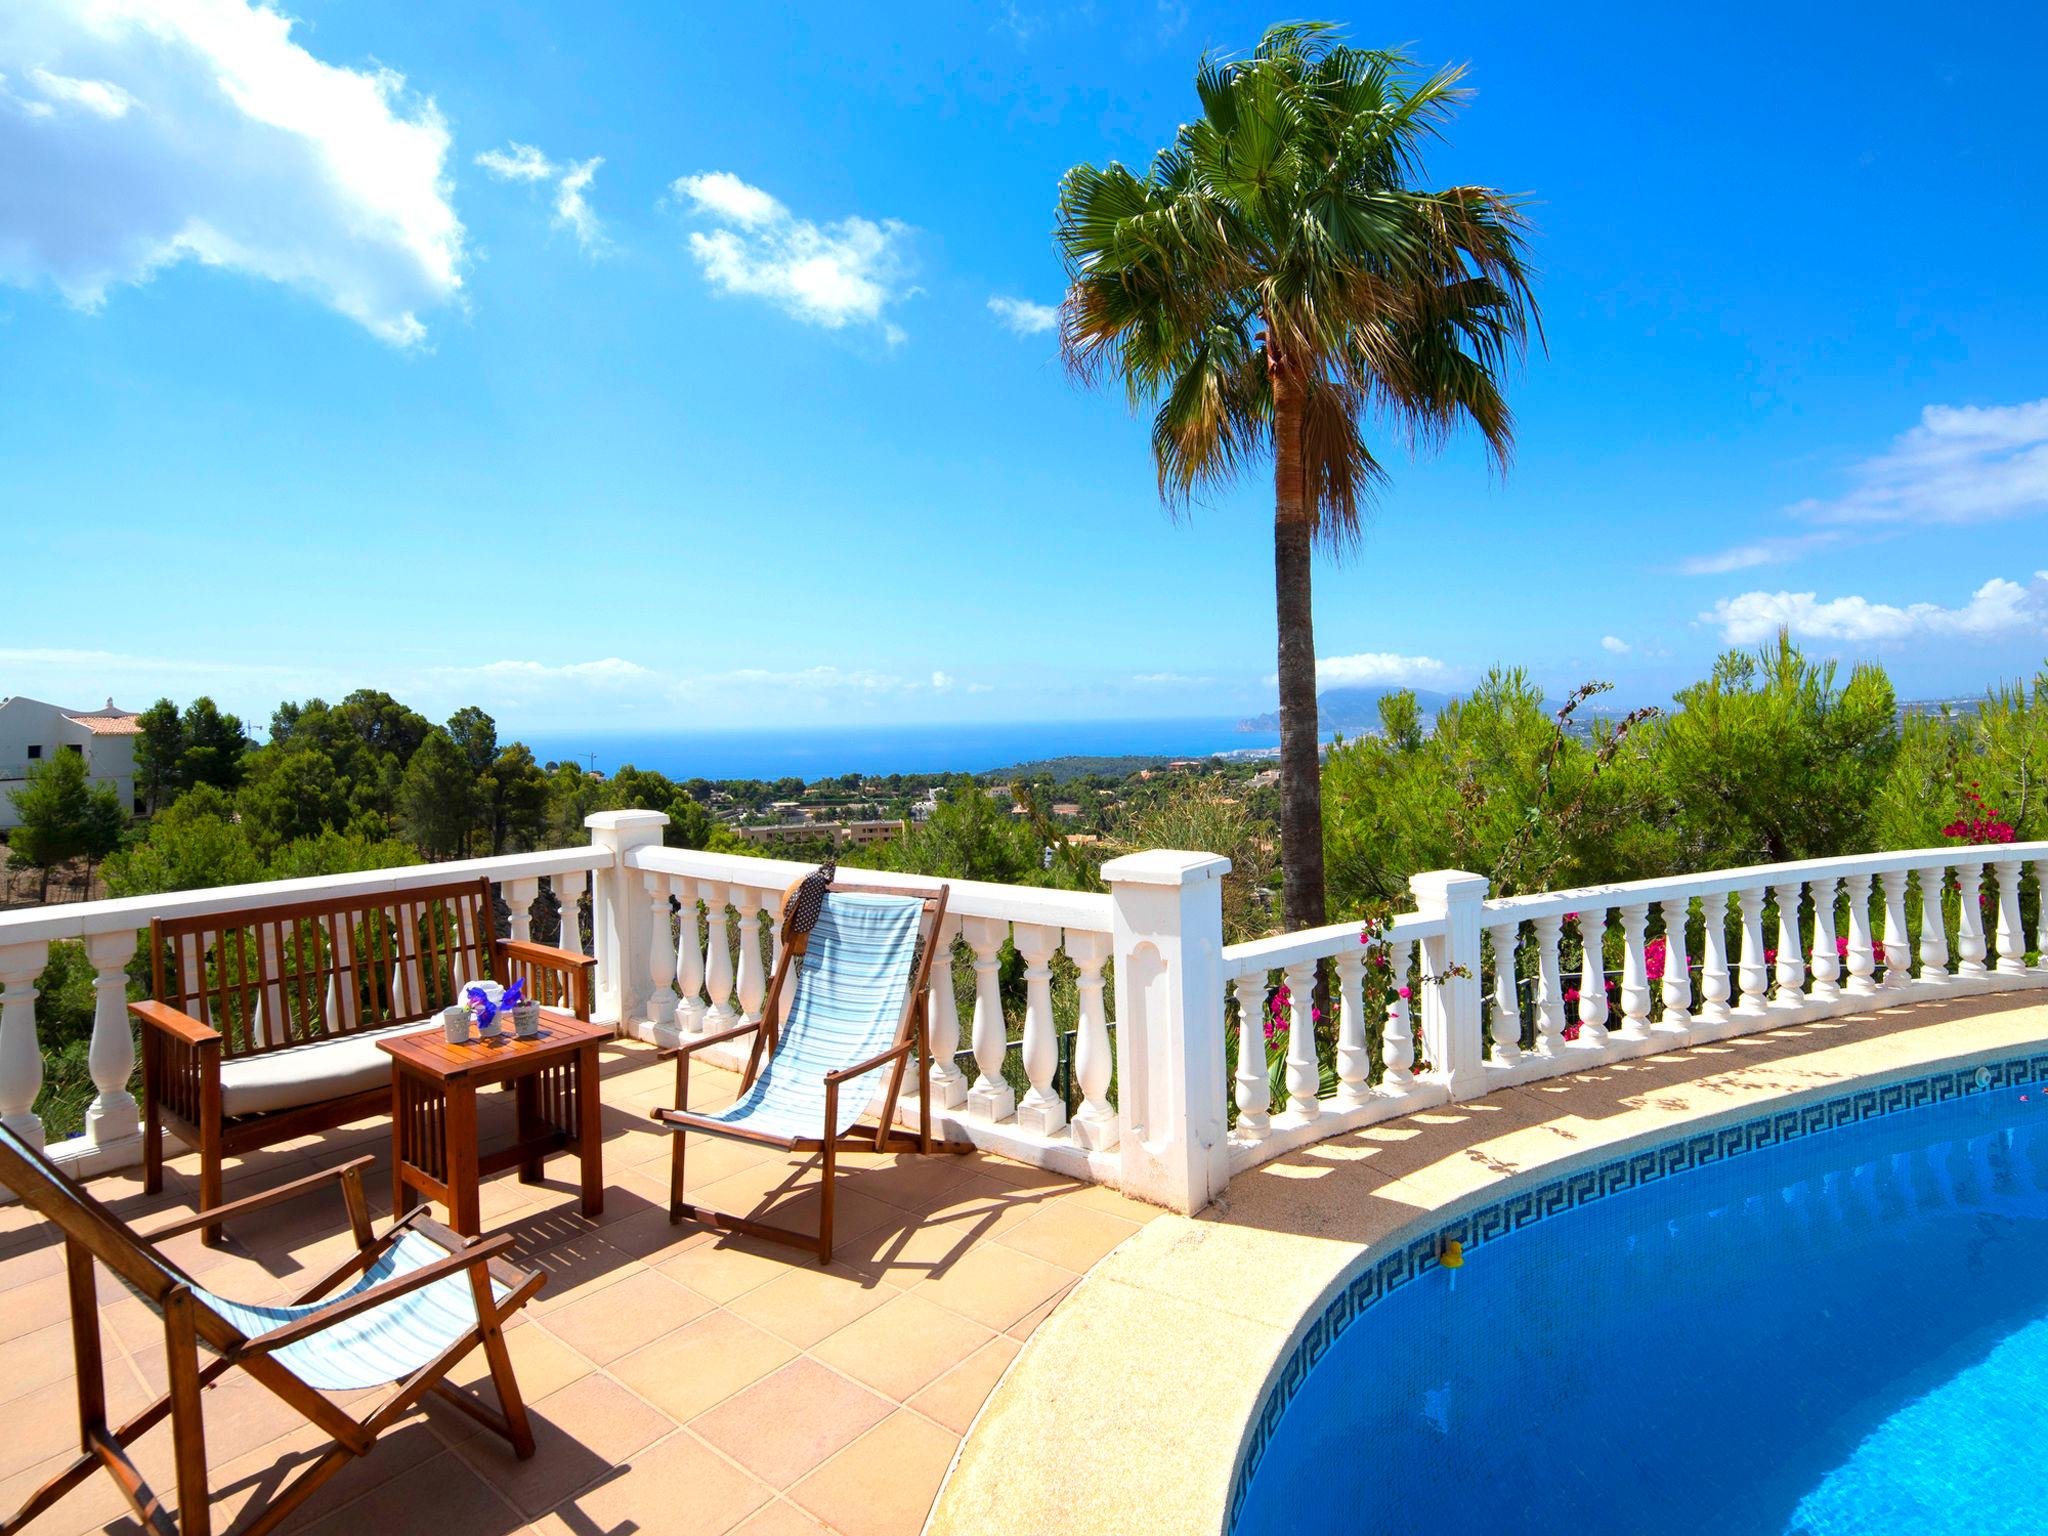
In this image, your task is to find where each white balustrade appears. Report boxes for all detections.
[645,873,677,1032]
[1486,921,1521,1065]
[1842,875,1877,997]
[1992,860,2026,975]
[734,888,767,1024]
[1615,904,1652,1044]
[963,916,1015,1122]
[1231,970,1272,1139]
[1697,892,1732,1028]
[1955,861,1988,978]
[1655,897,1692,1036]
[1572,908,1610,1051]
[1282,960,1319,1120]
[1879,871,1911,988]
[1382,941,1415,1087]
[1335,946,1373,1104]
[555,869,587,957]
[1014,923,1066,1137]
[1771,882,1807,1007]
[925,917,969,1109]
[83,930,140,1149]
[1532,915,1566,1056]
[506,878,537,942]
[2035,860,2048,972]
[1066,931,1116,1151]
[674,882,705,1033]
[701,881,737,1029]
[1736,887,1770,1013]
[1919,867,1951,981]
[1808,876,1841,1003]
[0,944,46,1147]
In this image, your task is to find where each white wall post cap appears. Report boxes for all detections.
[584,809,669,834]
[1100,850,1232,887]
[1407,869,1490,905]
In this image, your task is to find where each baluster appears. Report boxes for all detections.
[1531,915,1566,1056]
[963,917,1015,1122]
[1282,960,1320,1119]
[1067,932,1115,1150]
[82,931,140,1149]
[925,916,969,1108]
[734,889,766,1024]
[555,870,587,957]
[1486,921,1521,1065]
[1878,870,1911,988]
[1771,882,1807,1006]
[2034,860,2048,973]
[1808,877,1841,1003]
[1014,925,1065,1136]
[1696,891,1731,1028]
[645,873,677,1033]
[1571,908,1610,1051]
[1615,904,1652,1044]
[506,878,537,943]
[701,882,736,1028]
[1918,866,1951,982]
[0,944,45,1148]
[1992,860,2026,975]
[1736,887,1770,1014]
[1655,897,1693,1036]
[1954,861,1988,978]
[1231,970,1272,1138]
[674,881,705,1033]
[1842,875,1877,996]
[1382,941,1416,1087]
[1334,946,1372,1105]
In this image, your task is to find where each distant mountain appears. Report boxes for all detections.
[1236,685,1460,734]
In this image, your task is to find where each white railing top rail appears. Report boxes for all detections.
[627,843,1115,933]
[1482,839,2048,924]
[1222,909,1445,973]
[0,844,608,948]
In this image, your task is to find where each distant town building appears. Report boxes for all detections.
[1248,768,1281,790]
[1051,802,1081,818]
[734,819,907,850]
[0,696,141,829]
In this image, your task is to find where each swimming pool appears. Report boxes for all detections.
[1231,1055,2048,1536]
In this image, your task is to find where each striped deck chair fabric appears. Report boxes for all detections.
[195,1230,513,1391]
[697,891,925,1142]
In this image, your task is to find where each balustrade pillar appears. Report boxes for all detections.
[1842,875,1877,996]
[1655,898,1693,1036]
[1014,924,1066,1137]
[1486,922,1521,1065]
[1809,877,1841,1003]
[505,878,537,943]
[1571,908,1610,1051]
[1334,947,1372,1105]
[645,874,677,1036]
[2034,860,2048,973]
[1771,883,1807,1006]
[82,930,140,1149]
[555,869,587,958]
[1955,862,1988,978]
[1615,904,1652,1043]
[1066,931,1115,1151]
[1878,871,1911,988]
[674,883,705,1033]
[1382,941,1415,1087]
[963,916,1015,1122]
[701,883,736,1029]
[1696,891,1732,1027]
[1231,971,1271,1139]
[925,917,969,1109]
[1736,888,1770,1014]
[1282,960,1320,1120]
[734,889,767,1024]
[1532,916,1566,1056]
[0,944,45,1149]
[1918,867,1951,982]
[1992,860,2026,975]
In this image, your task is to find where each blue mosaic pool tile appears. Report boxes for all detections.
[1222,1047,2048,1534]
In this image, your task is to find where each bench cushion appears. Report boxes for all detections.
[218,1024,425,1118]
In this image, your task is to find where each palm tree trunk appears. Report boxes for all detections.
[1270,370,1327,931]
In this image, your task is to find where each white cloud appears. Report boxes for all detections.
[1678,531,1846,576]
[930,671,954,691]
[1702,574,2048,645]
[1314,653,1449,688]
[671,171,912,340]
[1599,636,1631,655]
[1132,672,1213,686]
[988,294,1056,336]
[475,141,606,251]
[1796,399,2048,525]
[0,0,463,345]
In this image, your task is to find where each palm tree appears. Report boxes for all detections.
[1056,22,1538,928]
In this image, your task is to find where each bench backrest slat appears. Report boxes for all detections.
[150,876,498,1059]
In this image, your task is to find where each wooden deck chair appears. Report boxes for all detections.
[0,1125,543,1536]
[651,878,964,1264]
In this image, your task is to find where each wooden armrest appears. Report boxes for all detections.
[658,1020,761,1058]
[142,1157,375,1242]
[499,938,598,973]
[243,1233,520,1354]
[128,1000,221,1048]
[825,1039,914,1085]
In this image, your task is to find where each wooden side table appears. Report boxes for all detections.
[379,1011,609,1236]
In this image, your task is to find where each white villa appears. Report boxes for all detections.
[0,695,141,828]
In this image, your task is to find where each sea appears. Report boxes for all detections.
[520,717,1283,781]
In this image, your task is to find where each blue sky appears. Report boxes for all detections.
[3,0,2046,735]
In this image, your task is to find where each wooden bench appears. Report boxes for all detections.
[133,874,596,1242]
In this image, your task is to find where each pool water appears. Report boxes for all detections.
[1234,1077,2048,1536]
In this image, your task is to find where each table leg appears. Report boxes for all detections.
[577,1042,604,1219]
[515,1075,543,1185]
[390,1067,416,1219]
[447,1080,481,1236]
